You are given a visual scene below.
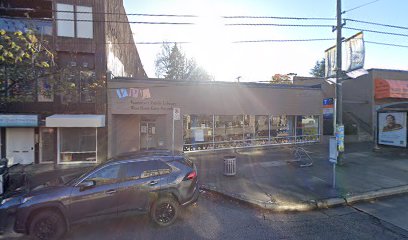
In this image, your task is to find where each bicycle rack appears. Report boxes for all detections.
[289,147,313,167]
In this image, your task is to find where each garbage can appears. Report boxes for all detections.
[223,156,236,176]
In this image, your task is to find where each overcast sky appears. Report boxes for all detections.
[123,0,408,82]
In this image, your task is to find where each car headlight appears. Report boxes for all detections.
[21,196,33,204]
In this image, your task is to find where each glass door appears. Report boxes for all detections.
[140,122,157,150]
[40,128,56,163]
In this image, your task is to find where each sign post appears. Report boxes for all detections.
[329,136,338,188]
[172,108,181,154]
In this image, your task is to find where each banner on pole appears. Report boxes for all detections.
[344,32,365,73]
[173,108,181,121]
[325,45,336,78]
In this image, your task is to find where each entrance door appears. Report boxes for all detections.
[6,128,35,165]
[140,122,157,150]
[40,128,56,163]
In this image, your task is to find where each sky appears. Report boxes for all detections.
[123,0,408,82]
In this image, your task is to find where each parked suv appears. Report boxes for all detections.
[0,150,199,240]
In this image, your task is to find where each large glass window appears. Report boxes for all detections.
[255,115,269,145]
[56,4,93,39]
[243,115,255,146]
[76,6,93,39]
[270,116,295,144]
[56,4,75,37]
[296,115,320,142]
[214,115,243,149]
[182,114,319,152]
[183,115,213,151]
[60,127,97,162]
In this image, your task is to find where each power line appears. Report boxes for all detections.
[342,0,380,14]
[225,23,333,27]
[0,16,194,25]
[136,41,191,45]
[344,27,408,37]
[48,39,336,45]
[345,18,408,31]
[232,38,335,43]
[366,41,408,48]
[2,7,337,20]
[222,16,335,20]
[0,8,198,18]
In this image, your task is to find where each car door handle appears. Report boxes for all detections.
[149,180,158,186]
[106,189,117,195]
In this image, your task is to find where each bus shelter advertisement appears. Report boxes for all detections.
[378,112,407,147]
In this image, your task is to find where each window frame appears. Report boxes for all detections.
[56,3,94,39]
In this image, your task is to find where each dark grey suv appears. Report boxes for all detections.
[0,150,199,240]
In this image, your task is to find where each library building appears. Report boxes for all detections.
[107,78,323,158]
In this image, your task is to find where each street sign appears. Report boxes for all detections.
[329,136,338,164]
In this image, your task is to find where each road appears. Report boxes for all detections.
[3,192,408,240]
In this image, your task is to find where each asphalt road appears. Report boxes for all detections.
[3,192,408,240]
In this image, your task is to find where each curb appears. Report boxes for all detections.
[200,184,408,212]
[345,185,408,204]
[200,185,318,212]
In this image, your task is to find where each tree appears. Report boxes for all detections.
[270,74,291,84]
[155,43,213,81]
[310,59,325,77]
[0,28,55,104]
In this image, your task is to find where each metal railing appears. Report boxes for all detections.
[183,134,321,152]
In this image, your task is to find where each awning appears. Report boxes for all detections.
[375,79,408,99]
[0,114,38,127]
[46,115,105,127]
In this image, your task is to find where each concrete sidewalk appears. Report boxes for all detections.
[189,142,408,211]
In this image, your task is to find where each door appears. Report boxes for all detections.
[6,128,35,165]
[68,163,121,223]
[140,122,157,150]
[40,128,56,163]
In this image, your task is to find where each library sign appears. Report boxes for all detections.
[112,88,177,114]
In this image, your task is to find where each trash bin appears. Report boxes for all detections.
[223,156,236,176]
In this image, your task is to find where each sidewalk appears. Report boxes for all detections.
[189,142,408,211]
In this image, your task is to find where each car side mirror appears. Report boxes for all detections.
[78,180,95,191]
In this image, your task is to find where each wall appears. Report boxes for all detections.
[108,80,323,116]
[342,71,373,131]
[104,0,146,78]
[111,114,141,157]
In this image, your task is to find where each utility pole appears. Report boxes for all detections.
[335,0,344,163]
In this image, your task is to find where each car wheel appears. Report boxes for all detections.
[151,196,179,227]
[29,210,66,240]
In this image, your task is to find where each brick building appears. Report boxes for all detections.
[0,0,146,165]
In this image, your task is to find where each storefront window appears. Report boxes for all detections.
[243,115,255,146]
[296,115,320,142]
[59,127,97,162]
[182,114,319,152]
[214,115,243,149]
[255,115,269,145]
[270,116,295,144]
[183,115,213,151]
